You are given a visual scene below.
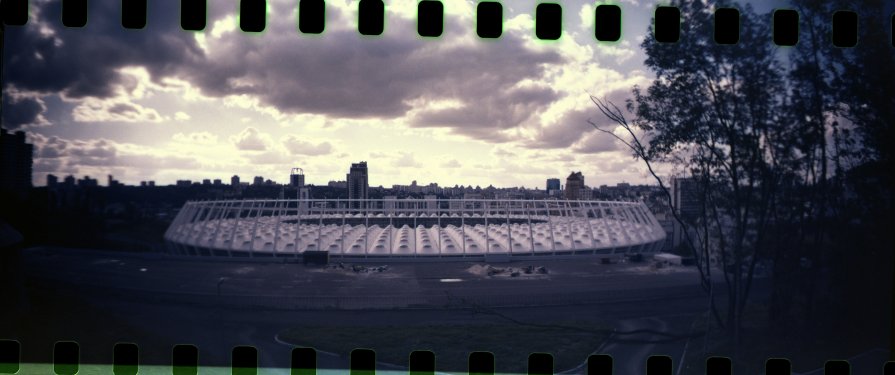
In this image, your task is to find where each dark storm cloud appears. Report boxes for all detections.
[410,85,561,140]
[6,0,566,143]
[2,0,202,98]
[1,95,46,128]
[178,1,565,126]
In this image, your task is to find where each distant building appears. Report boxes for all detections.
[176,180,192,187]
[46,174,58,187]
[148,181,155,187]
[565,172,585,200]
[672,177,700,220]
[253,176,264,186]
[328,180,347,189]
[63,175,76,187]
[290,168,305,187]
[0,129,33,194]
[290,174,305,187]
[231,175,240,186]
[213,179,222,186]
[546,178,561,196]
[202,179,212,186]
[78,176,99,187]
[347,161,368,209]
[108,175,122,187]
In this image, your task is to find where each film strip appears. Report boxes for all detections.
[2,0,894,45]
[0,0,895,375]
[3,340,891,375]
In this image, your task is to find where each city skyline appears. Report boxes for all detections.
[39,166,652,192]
[2,0,788,189]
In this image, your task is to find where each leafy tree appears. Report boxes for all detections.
[591,0,894,357]
[592,0,785,349]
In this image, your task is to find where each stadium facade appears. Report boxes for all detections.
[164,198,666,262]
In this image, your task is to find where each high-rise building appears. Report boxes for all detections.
[253,176,264,186]
[290,168,305,187]
[79,176,99,187]
[564,172,584,200]
[546,178,561,196]
[46,174,59,187]
[347,161,368,209]
[108,175,122,187]
[672,177,700,220]
[290,174,305,187]
[213,179,222,186]
[202,179,212,186]
[0,129,34,194]
[231,175,240,186]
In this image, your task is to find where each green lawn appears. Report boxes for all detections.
[280,321,610,374]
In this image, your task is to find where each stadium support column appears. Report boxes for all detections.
[546,200,557,255]
[317,201,323,252]
[229,200,247,255]
[413,204,418,257]
[249,200,264,258]
[272,200,282,256]
[212,201,234,256]
[437,204,442,256]
[484,200,489,255]
[389,207,393,255]
[192,201,214,252]
[461,200,467,255]
[341,200,346,255]
[619,202,633,223]
[364,204,369,258]
[584,201,597,249]
[601,202,615,253]
[505,201,512,254]
[413,207,418,257]
[565,200,576,251]
[526,202,535,255]
[295,199,302,256]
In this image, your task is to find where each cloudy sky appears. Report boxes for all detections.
[3,0,780,188]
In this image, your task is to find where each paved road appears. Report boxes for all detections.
[7,247,762,374]
[18,247,721,308]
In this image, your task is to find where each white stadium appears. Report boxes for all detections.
[164,199,666,262]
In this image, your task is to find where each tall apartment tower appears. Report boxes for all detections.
[564,172,584,200]
[347,161,368,209]
[290,168,305,187]
[0,129,34,195]
[672,177,700,220]
[546,178,561,196]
